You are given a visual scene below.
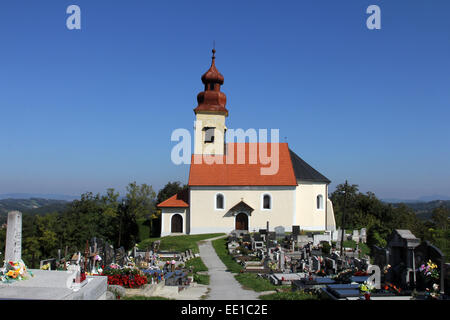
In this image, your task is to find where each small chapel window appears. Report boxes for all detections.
[263,194,271,210]
[216,194,224,210]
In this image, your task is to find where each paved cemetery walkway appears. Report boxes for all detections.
[198,236,261,300]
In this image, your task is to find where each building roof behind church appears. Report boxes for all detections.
[289,149,331,184]
[188,143,298,186]
[157,190,189,208]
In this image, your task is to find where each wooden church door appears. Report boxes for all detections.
[235,213,248,231]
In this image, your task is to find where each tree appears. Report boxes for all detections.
[156,181,188,205]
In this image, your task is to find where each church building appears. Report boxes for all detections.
[157,50,336,236]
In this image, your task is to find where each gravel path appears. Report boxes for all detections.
[198,236,260,300]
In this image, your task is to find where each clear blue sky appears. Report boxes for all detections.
[0,0,449,200]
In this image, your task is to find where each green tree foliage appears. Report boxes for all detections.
[330,182,446,257]
[156,181,188,205]
[10,183,159,268]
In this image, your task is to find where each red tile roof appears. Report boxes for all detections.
[188,143,297,186]
[157,190,189,208]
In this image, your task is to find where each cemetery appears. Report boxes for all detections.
[1,209,449,300]
[220,222,450,300]
[0,211,211,300]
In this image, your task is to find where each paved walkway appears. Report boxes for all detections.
[198,236,260,300]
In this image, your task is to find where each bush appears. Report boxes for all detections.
[321,241,331,255]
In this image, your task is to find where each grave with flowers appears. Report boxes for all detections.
[0,211,108,300]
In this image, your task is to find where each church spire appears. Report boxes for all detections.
[194,48,228,116]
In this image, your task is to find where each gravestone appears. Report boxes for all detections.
[360,228,367,243]
[312,256,320,272]
[259,229,267,235]
[274,226,285,237]
[325,257,337,274]
[292,226,300,236]
[414,241,445,294]
[253,233,263,241]
[268,232,276,241]
[104,243,115,266]
[4,211,22,263]
[279,251,286,271]
[115,247,126,266]
[352,230,360,243]
[372,245,389,269]
[313,234,331,246]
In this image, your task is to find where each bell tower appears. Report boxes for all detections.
[193,49,228,155]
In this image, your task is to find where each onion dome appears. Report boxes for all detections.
[194,49,228,116]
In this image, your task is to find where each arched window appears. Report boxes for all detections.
[216,193,224,210]
[262,194,271,210]
[317,195,324,210]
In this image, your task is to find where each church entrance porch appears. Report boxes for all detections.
[171,214,183,233]
[235,213,248,231]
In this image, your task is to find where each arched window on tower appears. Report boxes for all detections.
[317,195,324,210]
[216,193,224,210]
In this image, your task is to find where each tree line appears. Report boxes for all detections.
[330,182,450,261]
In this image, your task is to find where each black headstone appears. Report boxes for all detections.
[292,226,300,236]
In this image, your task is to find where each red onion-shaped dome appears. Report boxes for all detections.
[194,49,228,116]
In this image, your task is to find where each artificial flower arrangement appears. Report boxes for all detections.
[419,260,439,281]
[0,260,33,283]
[359,281,375,300]
[40,262,50,270]
[383,282,401,295]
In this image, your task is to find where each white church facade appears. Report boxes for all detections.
[158,50,336,236]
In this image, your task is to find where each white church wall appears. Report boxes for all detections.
[326,198,336,231]
[295,181,328,231]
[189,186,296,234]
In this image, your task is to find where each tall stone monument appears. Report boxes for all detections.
[4,211,22,263]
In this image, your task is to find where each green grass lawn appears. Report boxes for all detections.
[211,238,243,273]
[259,290,320,300]
[138,233,225,253]
[234,273,280,292]
[185,257,208,273]
[193,274,210,285]
[185,257,210,285]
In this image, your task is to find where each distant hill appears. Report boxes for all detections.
[388,200,450,220]
[0,193,79,201]
[0,198,70,223]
